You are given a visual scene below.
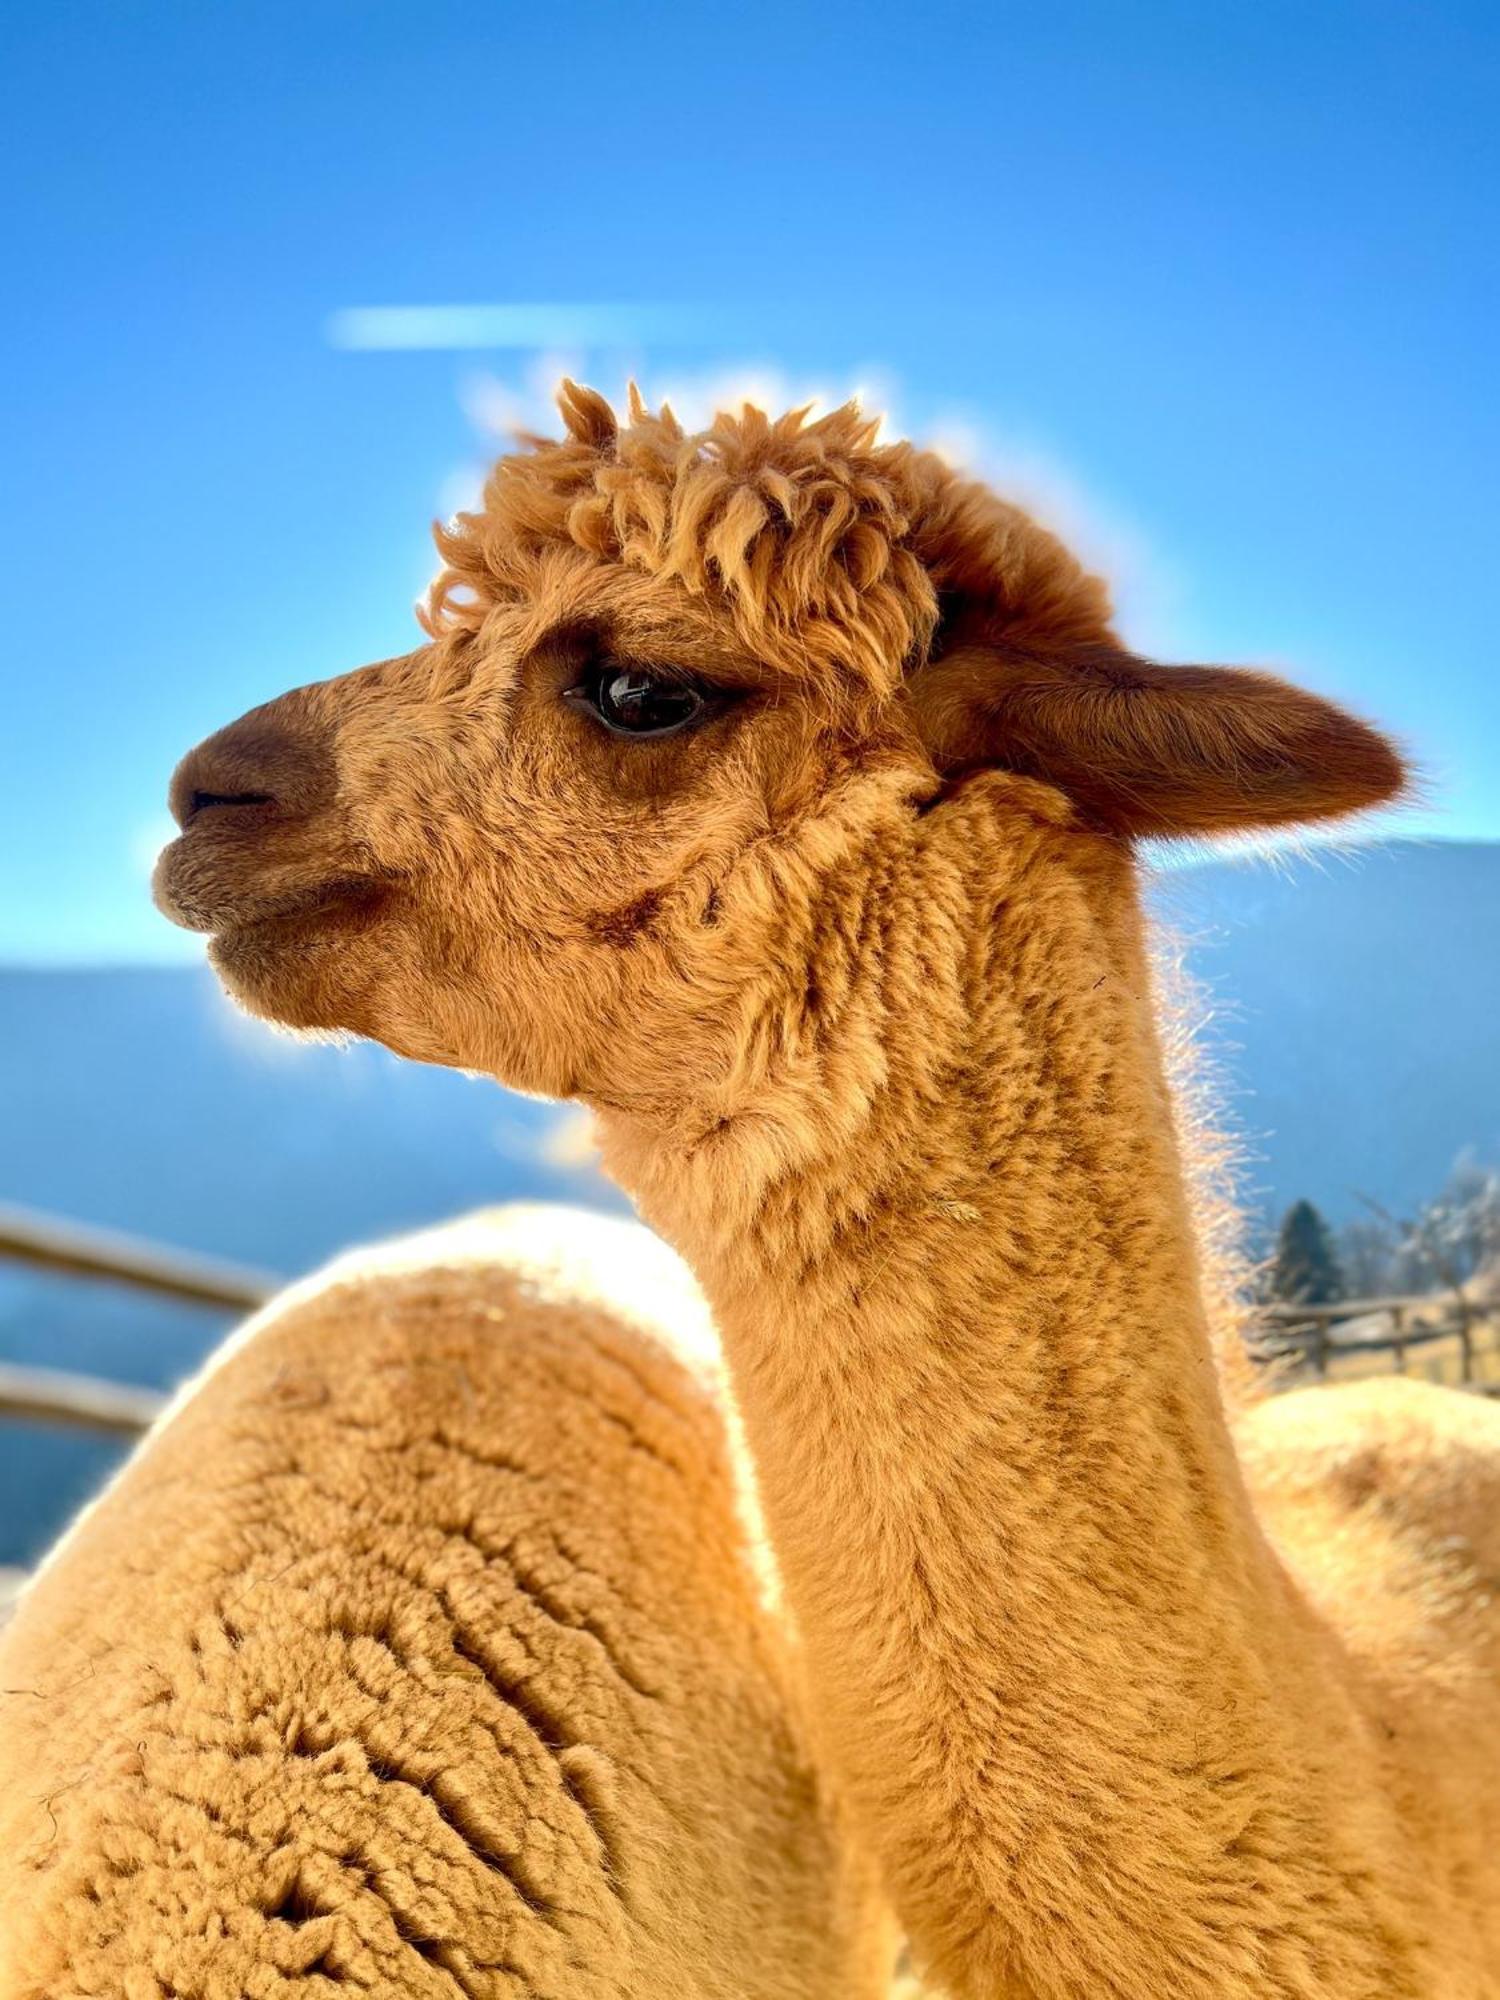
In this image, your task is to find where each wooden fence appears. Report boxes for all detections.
[1257,1294,1498,1389]
[0,1201,275,1434]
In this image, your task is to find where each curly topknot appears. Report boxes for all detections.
[424,381,1113,699]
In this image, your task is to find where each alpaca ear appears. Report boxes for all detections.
[907,639,1407,838]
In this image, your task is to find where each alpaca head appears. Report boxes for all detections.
[155,383,1403,1110]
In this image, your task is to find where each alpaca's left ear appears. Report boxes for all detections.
[908,639,1407,838]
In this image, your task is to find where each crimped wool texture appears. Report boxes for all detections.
[0,1208,888,1999]
[605,784,1500,1999]
[137,384,1499,1997]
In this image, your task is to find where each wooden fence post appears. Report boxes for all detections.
[1311,1316,1329,1379]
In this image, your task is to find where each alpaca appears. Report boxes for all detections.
[0,1205,889,1998]
[147,382,1500,1998]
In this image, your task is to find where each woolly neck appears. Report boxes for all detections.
[599,772,1426,2000]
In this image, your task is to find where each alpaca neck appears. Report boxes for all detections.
[600,775,1413,2000]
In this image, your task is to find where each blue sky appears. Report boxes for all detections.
[2,0,1495,962]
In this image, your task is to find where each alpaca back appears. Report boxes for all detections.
[0,1205,889,1999]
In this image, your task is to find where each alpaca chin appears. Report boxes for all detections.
[205,886,392,1040]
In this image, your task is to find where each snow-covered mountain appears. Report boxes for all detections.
[1152,838,1498,1228]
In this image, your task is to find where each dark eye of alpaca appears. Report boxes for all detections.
[565,666,707,739]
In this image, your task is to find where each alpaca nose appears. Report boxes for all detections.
[168,701,335,830]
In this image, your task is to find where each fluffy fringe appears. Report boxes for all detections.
[423,381,1110,705]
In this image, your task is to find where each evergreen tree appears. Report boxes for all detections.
[1271,1199,1345,1305]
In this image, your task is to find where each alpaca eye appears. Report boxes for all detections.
[567,668,707,738]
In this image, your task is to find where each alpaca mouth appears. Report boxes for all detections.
[212,875,387,939]
[152,832,385,941]
[201,876,392,986]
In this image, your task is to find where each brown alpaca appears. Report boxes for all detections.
[144,383,1500,1997]
[0,1207,887,1997]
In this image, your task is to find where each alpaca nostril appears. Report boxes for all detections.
[167,700,336,833]
[185,788,277,822]
[170,758,284,830]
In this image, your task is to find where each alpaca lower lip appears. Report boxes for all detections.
[152,835,381,937]
[203,881,392,978]
[214,877,384,936]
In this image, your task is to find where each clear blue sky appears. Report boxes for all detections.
[2,0,1495,962]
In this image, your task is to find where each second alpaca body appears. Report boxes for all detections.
[0,1207,885,1998]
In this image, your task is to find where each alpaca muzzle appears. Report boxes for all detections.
[152,695,353,935]
[166,698,336,831]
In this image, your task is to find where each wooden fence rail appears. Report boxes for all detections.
[0,1361,165,1435]
[0,1201,277,1311]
